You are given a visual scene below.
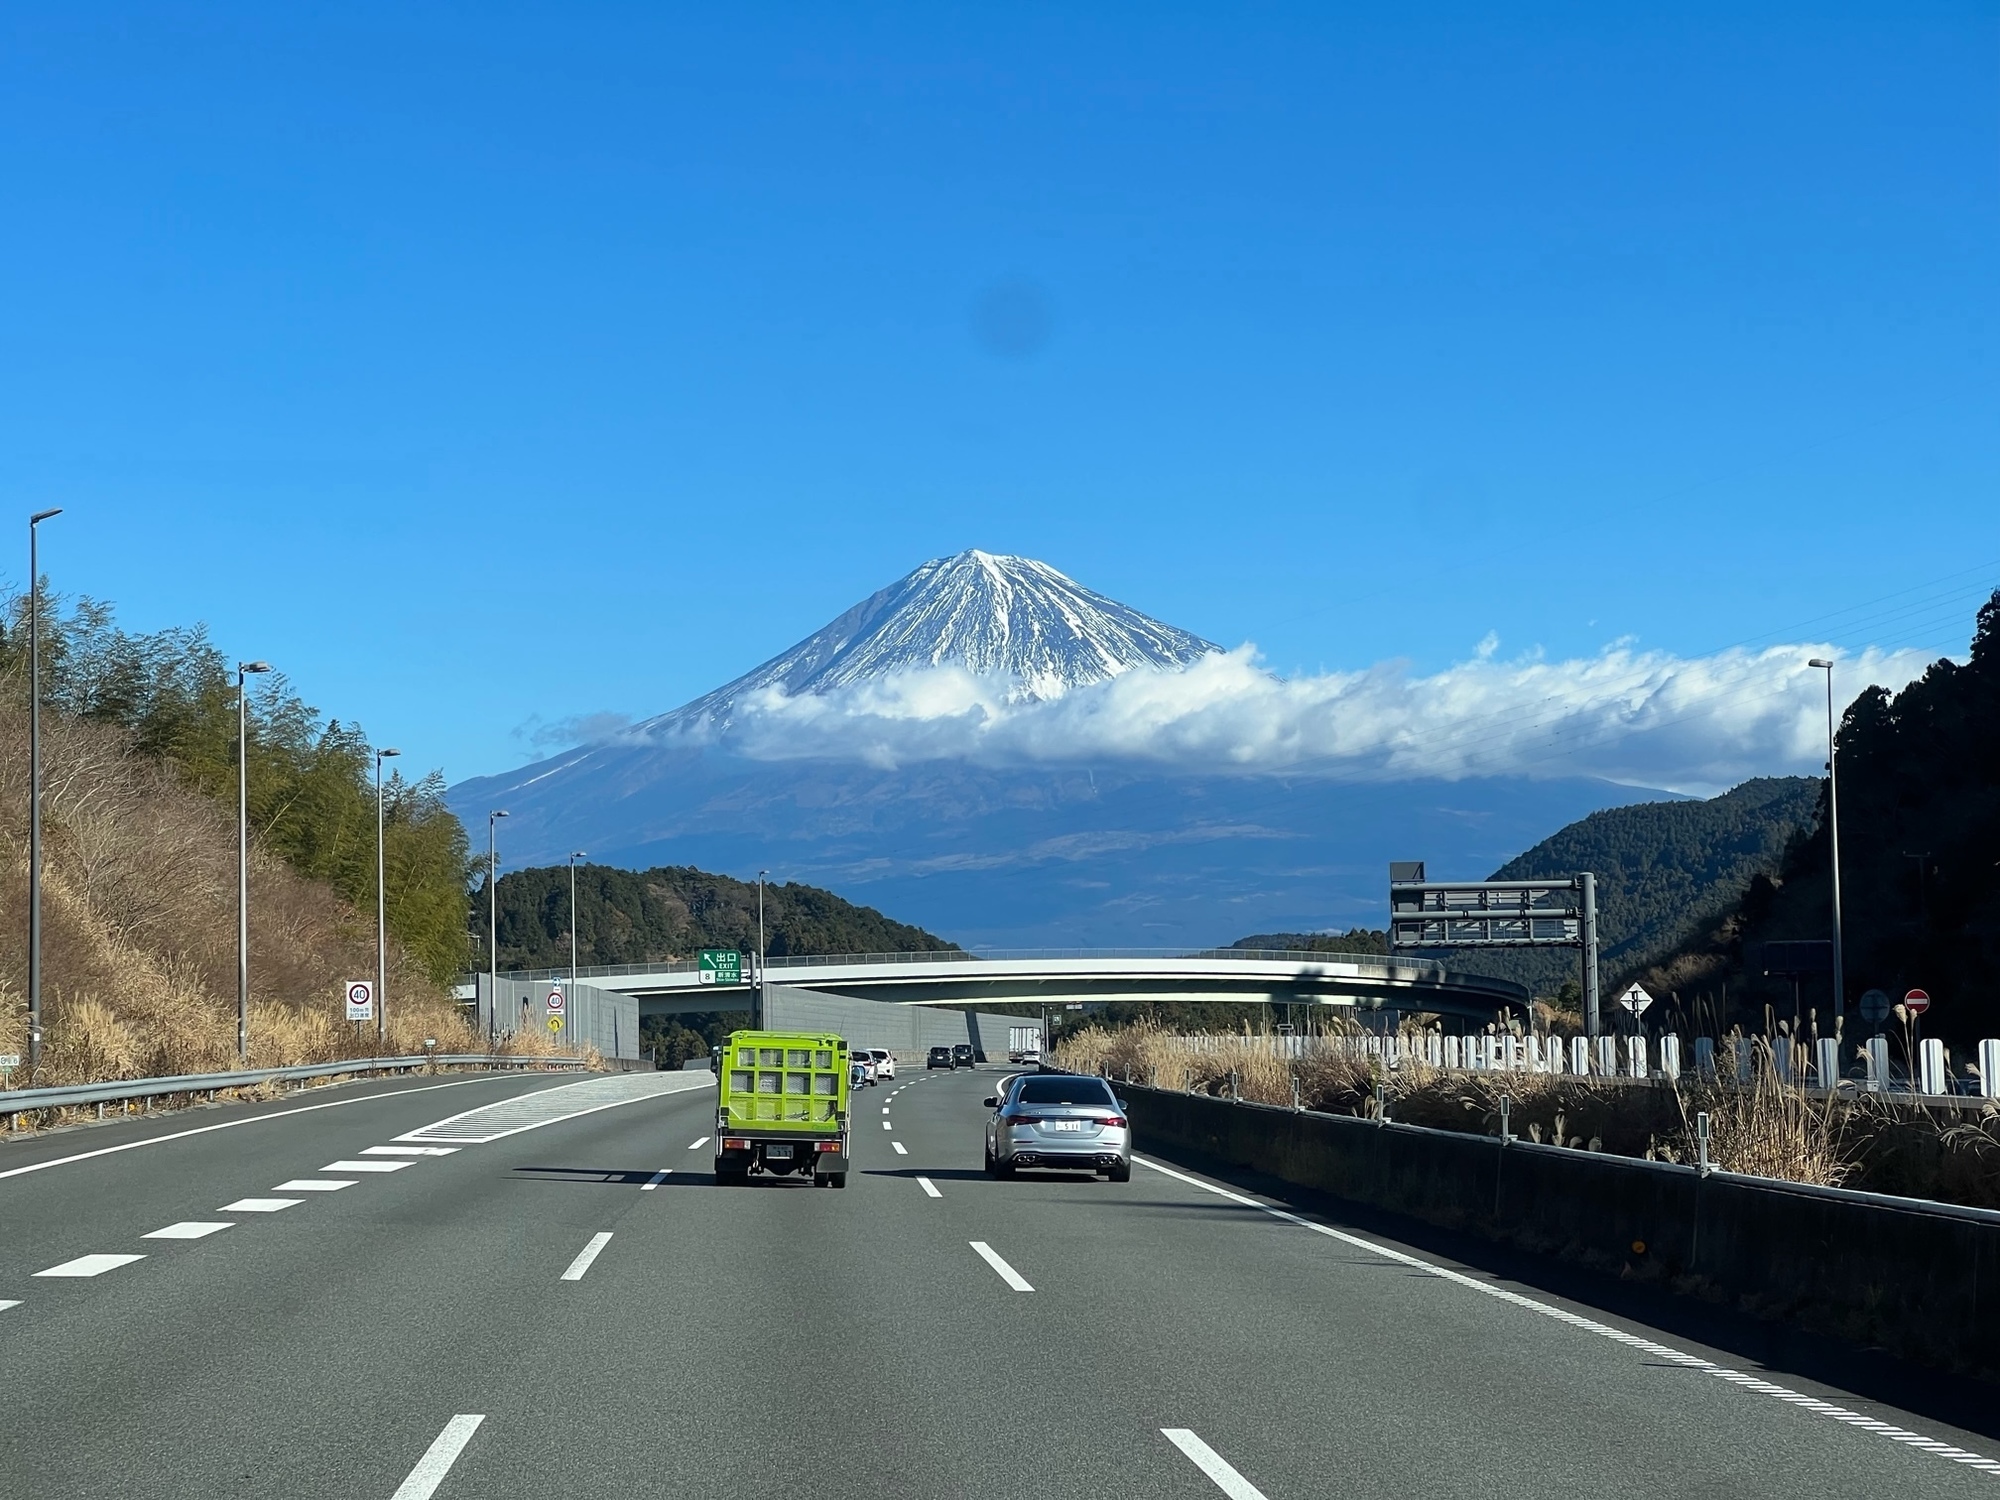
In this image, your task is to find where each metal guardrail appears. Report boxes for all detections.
[1,1052,590,1121]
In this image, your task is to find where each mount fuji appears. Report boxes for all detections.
[448,550,1665,946]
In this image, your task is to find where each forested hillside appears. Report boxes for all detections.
[0,589,478,1084]
[1475,777,1820,997]
[479,863,958,971]
[1229,929,1388,956]
[1633,592,2000,1043]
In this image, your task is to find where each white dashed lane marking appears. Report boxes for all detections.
[363,1145,458,1157]
[390,1414,485,1500]
[142,1222,233,1240]
[323,1160,412,1173]
[641,1170,670,1190]
[882,1121,892,1131]
[36,1253,146,1278]
[892,1141,908,1155]
[275,1179,356,1192]
[1162,1430,1270,1500]
[688,1137,710,1150]
[561,1232,614,1282]
[917,1177,941,1198]
[969,1241,1033,1292]
[221,1197,302,1213]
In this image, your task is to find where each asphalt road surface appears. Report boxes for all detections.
[3,1063,1997,1498]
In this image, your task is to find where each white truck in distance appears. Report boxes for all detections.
[1008,1025,1044,1064]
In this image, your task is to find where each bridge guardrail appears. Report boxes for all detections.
[2,1052,591,1124]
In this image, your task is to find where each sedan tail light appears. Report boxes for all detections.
[1099,1116,1127,1128]
[1004,1114,1043,1128]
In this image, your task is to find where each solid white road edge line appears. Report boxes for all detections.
[390,1414,485,1500]
[35,1253,146,1278]
[1161,1429,1270,1500]
[917,1176,941,1199]
[969,1240,1032,1291]
[561,1231,614,1282]
[142,1222,233,1240]
[0,1075,517,1182]
[892,1141,908,1155]
[1135,1155,2000,1477]
[641,1170,670,1190]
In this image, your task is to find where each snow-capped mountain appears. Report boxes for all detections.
[645,549,1219,735]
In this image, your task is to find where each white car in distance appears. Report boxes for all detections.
[867,1048,896,1080]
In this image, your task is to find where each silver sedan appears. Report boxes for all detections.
[983,1072,1131,1181]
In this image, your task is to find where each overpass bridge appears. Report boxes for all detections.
[498,948,1529,1025]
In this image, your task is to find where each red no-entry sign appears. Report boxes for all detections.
[1904,988,1932,1015]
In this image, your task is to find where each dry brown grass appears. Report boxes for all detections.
[0,700,499,1102]
[1054,1022,2000,1206]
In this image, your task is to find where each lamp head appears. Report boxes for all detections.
[571,850,587,861]
[1808,658,1833,670]
[378,747,401,759]
[240,661,272,674]
[492,809,509,820]
[30,508,62,525]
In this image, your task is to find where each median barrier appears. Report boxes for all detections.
[1119,1083,2000,1377]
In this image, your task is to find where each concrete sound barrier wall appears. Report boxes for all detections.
[475,974,641,1060]
[1119,1083,2000,1378]
[763,985,1039,1059]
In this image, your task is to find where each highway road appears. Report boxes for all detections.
[3,1063,1997,1498]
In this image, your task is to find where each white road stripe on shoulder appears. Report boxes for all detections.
[969,1240,1032,1291]
[36,1253,145,1278]
[1136,1156,2000,1478]
[1162,1429,1269,1500]
[275,1179,355,1192]
[397,1073,709,1146]
[391,1414,485,1500]
[0,1299,19,1312]
[892,1141,908,1155]
[143,1222,232,1240]
[0,1075,516,1183]
[641,1169,670,1190]
[561,1231,614,1282]
[221,1197,302,1212]
[323,1159,412,1173]
[363,1145,458,1157]
[917,1176,941,1199]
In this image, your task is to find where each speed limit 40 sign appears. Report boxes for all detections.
[344,980,375,1021]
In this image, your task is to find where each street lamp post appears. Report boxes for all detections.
[487,810,508,1039]
[756,869,769,1030]
[374,747,401,1049]
[26,507,61,1075]
[568,851,587,1000]
[1808,658,1846,1025]
[235,660,272,1064]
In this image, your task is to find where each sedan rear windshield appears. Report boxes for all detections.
[1015,1077,1116,1106]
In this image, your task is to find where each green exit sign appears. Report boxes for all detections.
[698,948,743,986]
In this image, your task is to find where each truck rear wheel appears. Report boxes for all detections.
[715,1163,748,1186]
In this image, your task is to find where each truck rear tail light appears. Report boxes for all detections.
[815,1140,840,1152]
[722,1138,750,1150]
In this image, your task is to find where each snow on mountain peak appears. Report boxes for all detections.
[646,549,1220,733]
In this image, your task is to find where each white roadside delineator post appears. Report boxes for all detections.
[1979,1040,2000,1101]
[1694,1036,1715,1080]
[1570,1036,1590,1076]
[1658,1036,1680,1083]
[1815,1038,1840,1089]
[1919,1038,1948,1097]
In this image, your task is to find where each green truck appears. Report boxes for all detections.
[714,1030,852,1188]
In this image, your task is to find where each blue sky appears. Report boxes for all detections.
[1,3,1994,784]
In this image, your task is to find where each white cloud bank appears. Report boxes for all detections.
[633,640,1943,794]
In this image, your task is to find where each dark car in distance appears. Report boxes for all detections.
[926,1046,954,1070]
[952,1043,976,1069]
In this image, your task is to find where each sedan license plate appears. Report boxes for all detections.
[1048,1120,1084,1132]
[765,1144,794,1159]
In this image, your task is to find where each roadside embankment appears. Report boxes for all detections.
[1121,1083,2000,1378]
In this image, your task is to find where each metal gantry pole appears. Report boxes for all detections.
[374,747,400,1048]
[1809,659,1846,1020]
[235,660,270,1064]
[756,869,768,1030]
[26,508,60,1074]
[569,851,586,998]
[488,810,508,1039]
[1580,871,1601,1039]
